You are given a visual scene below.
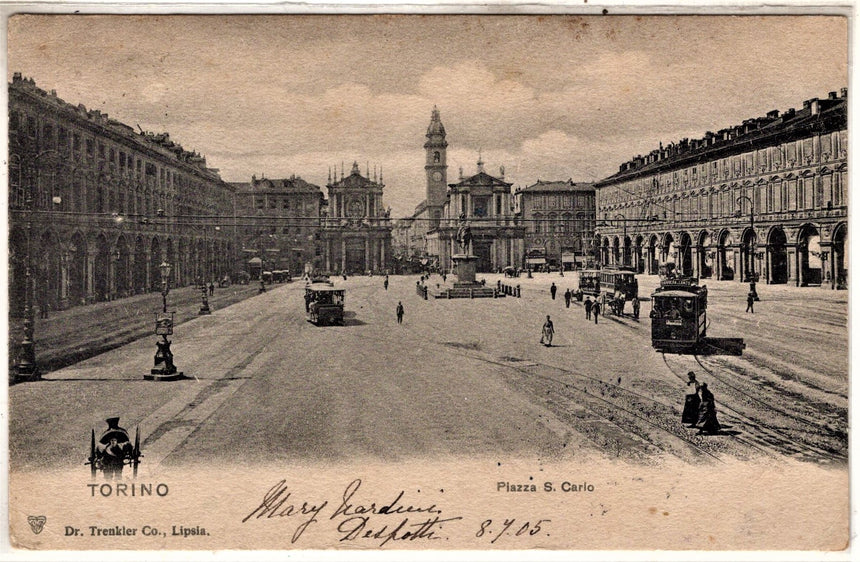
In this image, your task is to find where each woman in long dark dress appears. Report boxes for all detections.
[682,371,701,426]
[697,382,721,434]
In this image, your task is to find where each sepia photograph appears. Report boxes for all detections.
[4,11,850,556]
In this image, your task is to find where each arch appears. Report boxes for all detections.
[646,234,659,275]
[68,233,87,306]
[35,230,62,314]
[9,227,28,316]
[133,236,147,293]
[611,236,620,265]
[832,222,848,289]
[114,235,131,298]
[717,229,735,281]
[602,237,610,266]
[149,237,162,292]
[697,230,714,279]
[166,238,175,286]
[678,231,693,277]
[633,235,644,273]
[94,233,110,302]
[767,227,788,284]
[622,235,632,268]
[797,223,822,286]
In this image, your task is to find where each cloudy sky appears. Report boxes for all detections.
[8,15,847,217]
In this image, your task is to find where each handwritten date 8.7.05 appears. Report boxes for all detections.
[475,518,551,544]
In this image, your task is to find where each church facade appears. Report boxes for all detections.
[437,158,525,273]
[320,162,392,274]
[415,108,524,273]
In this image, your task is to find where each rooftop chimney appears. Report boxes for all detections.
[829,91,838,100]
[841,87,848,98]
[767,109,780,119]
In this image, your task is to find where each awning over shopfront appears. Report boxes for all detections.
[526,258,546,265]
[561,252,577,263]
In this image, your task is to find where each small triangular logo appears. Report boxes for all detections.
[27,515,46,534]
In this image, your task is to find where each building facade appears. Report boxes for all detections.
[232,175,325,277]
[320,162,392,274]
[436,158,525,273]
[9,73,236,316]
[594,89,847,289]
[515,179,596,271]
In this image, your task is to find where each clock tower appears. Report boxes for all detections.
[424,106,448,223]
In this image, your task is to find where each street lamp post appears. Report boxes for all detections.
[736,195,758,297]
[146,261,183,381]
[15,192,39,382]
[199,226,212,315]
[15,149,59,382]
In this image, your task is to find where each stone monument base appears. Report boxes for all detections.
[452,254,478,285]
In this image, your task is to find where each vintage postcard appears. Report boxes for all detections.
[4,12,850,557]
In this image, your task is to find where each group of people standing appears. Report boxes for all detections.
[682,371,721,435]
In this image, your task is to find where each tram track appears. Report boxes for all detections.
[346,288,728,463]
[661,352,846,464]
[344,279,845,464]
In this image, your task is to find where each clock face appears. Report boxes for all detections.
[432,171,443,182]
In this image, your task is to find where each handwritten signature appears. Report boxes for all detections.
[242,478,462,546]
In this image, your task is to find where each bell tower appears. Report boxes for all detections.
[424,106,448,221]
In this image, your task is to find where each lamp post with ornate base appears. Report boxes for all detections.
[145,261,184,381]
[15,194,39,382]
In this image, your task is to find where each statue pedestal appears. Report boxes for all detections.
[452,254,479,286]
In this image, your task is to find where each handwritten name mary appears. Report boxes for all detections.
[242,478,462,547]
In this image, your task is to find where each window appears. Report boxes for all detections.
[42,123,53,142]
[283,199,290,209]
[98,142,106,159]
[473,196,489,217]
[433,151,440,163]
[119,152,126,168]
[9,111,19,131]
[27,116,36,138]
[85,138,94,155]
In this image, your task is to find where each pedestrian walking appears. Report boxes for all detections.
[564,288,571,308]
[550,282,557,300]
[592,301,600,324]
[540,315,555,346]
[384,276,389,291]
[208,282,214,296]
[585,296,593,320]
[746,291,755,313]
[682,371,702,426]
[632,296,640,319]
[442,273,447,283]
[696,383,721,435]
[396,301,404,324]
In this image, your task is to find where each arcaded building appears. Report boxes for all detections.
[320,162,392,274]
[594,89,847,289]
[8,73,236,315]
